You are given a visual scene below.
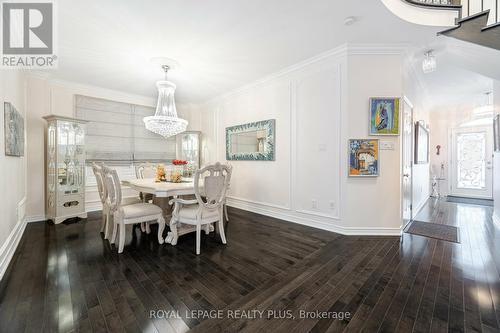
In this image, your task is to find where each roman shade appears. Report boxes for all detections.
[75,95,176,163]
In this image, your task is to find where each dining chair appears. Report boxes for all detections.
[169,162,232,255]
[91,162,110,237]
[103,166,166,253]
[135,162,157,180]
[223,166,232,222]
[135,162,157,232]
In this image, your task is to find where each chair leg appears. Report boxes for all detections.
[219,214,227,244]
[110,219,118,244]
[100,212,106,233]
[224,204,229,222]
[118,223,126,253]
[158,216,165,244]
[204,224,210,235]
[104,212,111,239]
[196,224,201,255]
[170,216,179,246]
[145,223,151,234]
[140,223,146,232]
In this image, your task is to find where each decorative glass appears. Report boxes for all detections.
[456,132,486,189]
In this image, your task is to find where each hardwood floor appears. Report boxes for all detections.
[1,202,499,333]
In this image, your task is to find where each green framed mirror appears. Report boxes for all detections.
[226,119,275,161]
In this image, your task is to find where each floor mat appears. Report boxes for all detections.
[405,221,459,243]
[446,196,493,206]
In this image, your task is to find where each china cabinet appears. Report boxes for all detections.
[176,131,201,169]
[43,115,88,224]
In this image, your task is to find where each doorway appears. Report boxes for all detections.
[402,97,414,229]
[449,126,494,199]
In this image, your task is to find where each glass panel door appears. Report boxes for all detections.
[451,126,493,199]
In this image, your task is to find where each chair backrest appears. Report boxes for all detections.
[135,163,156,179]
[194,162,232,210]
[102,166,122,212]
[92,162,107,204]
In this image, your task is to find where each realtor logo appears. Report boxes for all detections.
[1,1,57,68]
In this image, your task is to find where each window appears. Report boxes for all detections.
[75,95,176,163]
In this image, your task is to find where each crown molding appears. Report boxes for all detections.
[26,73,156,107]
[202,43,409,107]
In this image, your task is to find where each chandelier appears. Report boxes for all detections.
[422,50,436,74]
[143,64,188,138]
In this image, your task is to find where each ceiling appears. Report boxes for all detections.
[408,38,495,112]
[42,0,442,104]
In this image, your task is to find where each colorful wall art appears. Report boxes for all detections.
[369,97,400,135]
[349,139,379,177]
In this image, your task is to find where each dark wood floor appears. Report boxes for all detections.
[1,202,500,333]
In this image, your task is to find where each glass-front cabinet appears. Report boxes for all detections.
[44,115,88,224]
[176,131,201,170]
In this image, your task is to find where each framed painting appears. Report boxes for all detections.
[349,139,379,177]
[369,97,400,135]
[494,114,500,152]
[414,121,429,164]
[4,102,24,157]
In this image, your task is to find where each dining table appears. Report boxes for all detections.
[122,178,214,245]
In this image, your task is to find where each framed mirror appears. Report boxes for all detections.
[415,121,429,164]
[226,119,275,161]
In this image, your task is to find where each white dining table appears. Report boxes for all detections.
[121,178,212,244]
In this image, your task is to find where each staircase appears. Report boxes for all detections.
[385,0,500,50]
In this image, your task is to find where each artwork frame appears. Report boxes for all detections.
[369,97,401,136]
[3,102,24,157]
[494,114,500,152]
[414,121,429,164]
[348,139,379,177]
[226,119,275,161]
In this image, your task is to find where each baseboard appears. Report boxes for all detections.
[226,197,401,236]
[0,216,27,282]
[25,215,46,223]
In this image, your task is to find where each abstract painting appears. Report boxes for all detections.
[4,102,24,157]
[349,139,379,177]
[369,97,400,135]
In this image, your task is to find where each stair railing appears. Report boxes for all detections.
[405,0,499,25]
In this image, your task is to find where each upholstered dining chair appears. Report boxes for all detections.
[135,162,157,232]
[103,166,166,253]
[169,162,232,255]
[91,162,110,237]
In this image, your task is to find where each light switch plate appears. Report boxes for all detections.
[380,141,395,150]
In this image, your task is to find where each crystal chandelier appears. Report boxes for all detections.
[143,64,188,138]
[422,50,436,74]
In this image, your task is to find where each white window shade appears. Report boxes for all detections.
[75,95,176,163]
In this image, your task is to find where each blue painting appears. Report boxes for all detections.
[370,97,400,135]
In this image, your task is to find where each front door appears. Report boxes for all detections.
[450,126,493,199]
[402,97,413,228]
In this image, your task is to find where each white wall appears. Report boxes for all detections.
[25,76,199,220]
[403,65,431,215]
[493,80,500,223]
[0,70,27,280]
[201,45,404,234]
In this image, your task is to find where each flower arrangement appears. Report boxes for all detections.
[172,159,188,165]
[155,164,166,182]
